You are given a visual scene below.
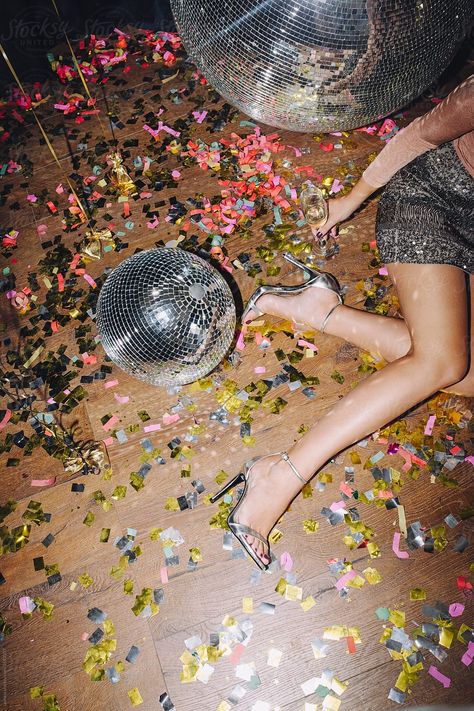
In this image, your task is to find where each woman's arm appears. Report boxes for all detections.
[317,76,474,236]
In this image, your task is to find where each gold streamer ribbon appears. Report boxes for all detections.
[50,0,110,138]
[0,41,87,220]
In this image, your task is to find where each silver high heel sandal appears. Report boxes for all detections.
[209,451,308,570]
[241,251,343,333]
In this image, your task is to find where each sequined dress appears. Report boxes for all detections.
[362,76,474,274]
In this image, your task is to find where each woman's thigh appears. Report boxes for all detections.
[387,262,469,373]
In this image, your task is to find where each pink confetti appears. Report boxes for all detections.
[19,596,35,614]
[37,224,48,235]
[31,478,56,487]
[448,602,465,617]
[27,194,38,202]
[171,169,181,179]
[103,437,114,447]
[424,414,436,435]
[192,110,208,123]
[147,216,159,229]
[336,569,357,590]
[461,641,474,667]
[0,409,12,429]
[378,266,388,276]
[297,339,318,352]
[464,455,474,465]
[160,567,169,584]
[392,531,409,559]
[114,393,129,404]
[236,330,246,351]
[143,423,161,433]
[81,631,89,641]
[254,366,266,374]
[428,665,450,688]
[104,380,119,389]
[280,552,293,572]
[83,273,97,288]
[229,642,245,665]
[330,500,347,512]
[163,413,180,425]
[103,415,119,431]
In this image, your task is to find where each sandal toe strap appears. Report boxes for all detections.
[230,522,268,547]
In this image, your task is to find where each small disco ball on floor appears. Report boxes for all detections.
[170,0,473,132]
[96,248,236,387]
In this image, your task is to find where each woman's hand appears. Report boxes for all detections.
[313,177,378,238]
[313,195,358,238]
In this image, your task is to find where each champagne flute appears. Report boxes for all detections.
[299,181,334,257]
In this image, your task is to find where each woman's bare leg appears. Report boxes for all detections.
[251,271,473,381]
[236,263,469,564]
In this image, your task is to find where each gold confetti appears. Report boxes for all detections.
[409,588,426,601]
[242,597,253,613]
[302,519,319,534]
[301,596,316,611]
[363,567,382,585]
[127,688,143,706]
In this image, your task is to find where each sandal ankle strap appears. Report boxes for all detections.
[280,451,308,484]
[321,301,341,334]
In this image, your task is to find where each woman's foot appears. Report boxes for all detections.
[234,454,306,566]
[243,286,341,332]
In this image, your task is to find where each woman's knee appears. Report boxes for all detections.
[408,346,469,390]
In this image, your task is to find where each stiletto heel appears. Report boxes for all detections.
[241,252,344,332]
[210,451,308,570]
[209,472,245,503]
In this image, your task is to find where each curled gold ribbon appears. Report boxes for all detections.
[63,439,111,475]
[80,227,114,261]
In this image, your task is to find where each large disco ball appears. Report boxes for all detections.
[96,248,236,386]
[171,0,473,132]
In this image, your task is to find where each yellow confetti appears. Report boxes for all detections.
[164,497,180,511]
[82,511,95,527]
[302,519,319,534]
[409,588,426,601]
[128,688,143,706]
[389,609,405,628]
[269,528,283,544]
[363,567,382,585]
[323,694,341,711]
[439,627,454,648]
[301,596,316,611]
[284,584,303,601]
[189,547,202,563]
[242,597,253,613]
[367,541,381,558]
[217,703,232,711]
[78,573,93,589]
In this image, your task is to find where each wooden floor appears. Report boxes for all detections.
[0,32,473,711]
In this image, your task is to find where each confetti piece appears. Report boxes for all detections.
[128,687,143,705]
[266,648,282,667]
[280,551,293,571]
[346,636,356,653]
[336,570,357,590]
[424,414,436,435]
[103,415,119,431]
[0,410,12,429]
[428,665,450,688]
[461,641,474,666]
[160,567,169,584]
[31,478,56,487]
[449,602,465,617]
[114,393,130,404]
[392,532,409,559]
[144,423,161,432]
[104,380,119,389]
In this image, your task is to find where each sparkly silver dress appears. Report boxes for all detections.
[362,76,474,274]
